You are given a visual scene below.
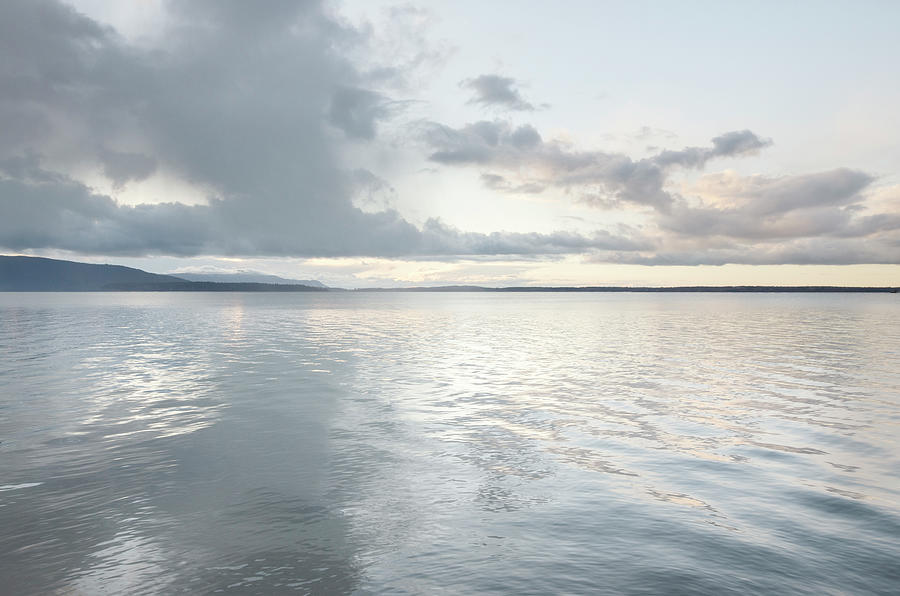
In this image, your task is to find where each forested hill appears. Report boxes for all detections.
[0,256,186,291]
[0,256,329,291]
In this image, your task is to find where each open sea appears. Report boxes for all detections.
[0,292,898,595]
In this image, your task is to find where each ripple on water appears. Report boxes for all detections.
[0,292,898,595]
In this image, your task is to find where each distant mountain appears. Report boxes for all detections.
[174,272,327,288]
[105,281,327,292]
[0,255,186,291]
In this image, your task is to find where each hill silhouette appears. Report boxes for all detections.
[0,256,186,291]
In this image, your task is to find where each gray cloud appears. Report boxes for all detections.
[508,124,542,149]
[351,168,396,211]
[661,169,882,239]
[652,130,771,168]
[0,0,644,258]
[711,130,770,155]
[601,168,900,265]
[422,116,899,264]
[604,236,900,266]
[327,87,391,140]
[424,121,769,211]
[0,160,646,257]
[99,149,158,189]
[461,74,535,111]
[418,219,653,255]
[424,120,508,163]
[702,168,870,215]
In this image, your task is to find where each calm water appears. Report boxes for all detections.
[1,292,899,595]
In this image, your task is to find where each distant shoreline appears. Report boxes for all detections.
[4,284,897,293]
[1,256,897,292]
[355,286,899,293]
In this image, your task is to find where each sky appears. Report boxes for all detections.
[1,0,898,287]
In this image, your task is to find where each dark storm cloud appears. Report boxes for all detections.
[0,0,644,258]
[461,74,535,111]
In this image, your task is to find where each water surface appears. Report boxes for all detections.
[1,292,898,594]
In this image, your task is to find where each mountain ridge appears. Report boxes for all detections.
[0,255,186,291]
[0,256,328,291]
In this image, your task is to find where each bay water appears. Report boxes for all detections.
[1,292,898,594]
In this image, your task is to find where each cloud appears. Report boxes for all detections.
[99,149,158,189]
[604,236,900,266]
[652,130,771,168]
[461,74,535,111]
[351,168,396,211]
[0,158,648,257]
[601,168,900,265]
[423,120,510,163]
[662,169,881,239]
[418,219,653,255]
[0,0,641,259]
[423,121,770,211]
[327,87,392,140]
[1,1,896,268]
[420,115,899,264]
